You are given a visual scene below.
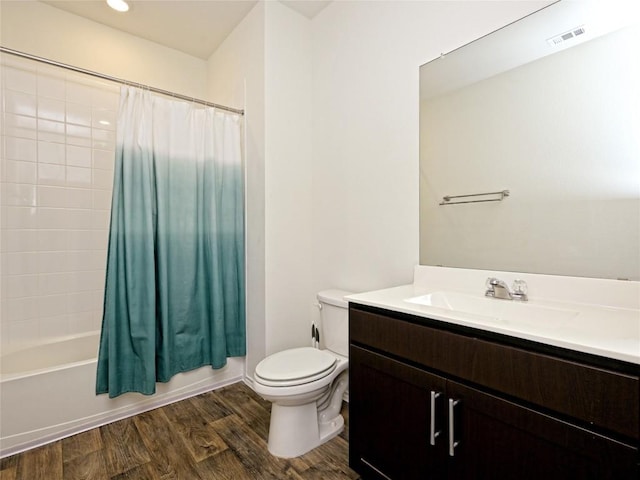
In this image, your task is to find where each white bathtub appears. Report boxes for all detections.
[0,332,244,458]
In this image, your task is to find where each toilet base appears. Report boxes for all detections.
[267,402,345,458]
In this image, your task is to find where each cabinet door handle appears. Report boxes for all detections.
[430,391,442,445]
[360,458,393,480]
[448,398,461,457]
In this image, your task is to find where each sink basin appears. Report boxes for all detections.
[405,291,579,327]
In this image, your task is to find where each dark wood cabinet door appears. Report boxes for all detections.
[349,345,447,480]
[446,380,639,480]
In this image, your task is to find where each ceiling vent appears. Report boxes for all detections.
[547,26,586,46]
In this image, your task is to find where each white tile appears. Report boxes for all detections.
[38,272,72,295]
[93,149,115,171]
[67,209,94,230]
[37,251,69,273]
[37,294,68,317]
[68,291,95,313]
[67,124,92,147]
[92,128,116,150]
[66,166,92,187]
[38,97,66,122]
[6,252,39,275]
[3,67,37,94]
[69,311,100,333]
[5,183,37,206]
[7,319,40,347]
[38,141,66,165]
[37,185,67,207]
[92,109,117,130]
[0,323,10,351]
[6,137,37,162]
[39,314,71,338]
[92,168,114,189]
[66,250,90,272]
[38,74,66,100]
[67,230,93,250]
[1,55,37,72]
[37,97,65,122]
[4,229,38,252]
[66,81,95,105]
[67,250,107,272]
[6,296,39,321]
[4,274,39,298]
[66,103,92,126]
[66,188,92,208]
[3,90,37,117]
[92,190,112,210]
[69,270,105,292]
[91,209,111,230]
[0,252,6,276]
[38,163,66,186]
[87,250,108,270]
[38,208,68,229]
[66,145,91,167]
[5,160,37,184]
[2,113,38,140]
[92,88,119,109]
[37,119,65,144]
[5,207,38,229]
[91,229,109,251]
[37,118,65,134]
[37,230,68,251]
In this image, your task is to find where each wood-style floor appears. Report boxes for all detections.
[0,382,360,480]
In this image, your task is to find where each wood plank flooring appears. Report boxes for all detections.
[0,382,360,480]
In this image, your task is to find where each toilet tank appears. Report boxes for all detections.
[317,289,352,357]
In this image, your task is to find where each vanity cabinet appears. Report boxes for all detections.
[349,304,640,480]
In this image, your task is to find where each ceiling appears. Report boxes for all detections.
[39,0,331,59]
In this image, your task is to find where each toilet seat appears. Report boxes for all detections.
[255,347,337,387]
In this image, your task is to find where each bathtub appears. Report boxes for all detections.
[0,332,244,458]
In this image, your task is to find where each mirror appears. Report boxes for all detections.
[419,0,640,280]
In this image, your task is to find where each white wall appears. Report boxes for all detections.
[0,1,207,99]
[207,2,266,379]
[264,2,314,356]
[207,1,314,378]
[310,1,552,296]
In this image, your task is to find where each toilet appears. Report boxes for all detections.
[253,289,352,458]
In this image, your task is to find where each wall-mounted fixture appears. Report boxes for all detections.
[439,189,510,206]
[107,0,129,13]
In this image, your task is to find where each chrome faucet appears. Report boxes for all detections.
[485,278,528,301]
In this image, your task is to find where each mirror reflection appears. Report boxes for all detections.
[419,0,640,280]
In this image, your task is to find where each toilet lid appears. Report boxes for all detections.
[255,347,337,386]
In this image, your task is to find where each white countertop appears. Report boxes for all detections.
[346,267,640,366]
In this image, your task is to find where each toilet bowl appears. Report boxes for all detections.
[253,290,352,458]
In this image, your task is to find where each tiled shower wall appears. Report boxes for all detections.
[0,54,118,351]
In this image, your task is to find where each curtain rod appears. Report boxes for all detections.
[0,46,244,115]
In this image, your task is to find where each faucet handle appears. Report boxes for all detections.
[485,277,498,297]
[512,279,528,301]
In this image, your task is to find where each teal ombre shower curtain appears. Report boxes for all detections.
[96,86,245,398]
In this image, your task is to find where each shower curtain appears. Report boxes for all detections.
[96,86,245,398]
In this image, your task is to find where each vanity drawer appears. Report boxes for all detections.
[350,306,640,440]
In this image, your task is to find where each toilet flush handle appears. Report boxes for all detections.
[313,303,322,348]
[311,322,320,348]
